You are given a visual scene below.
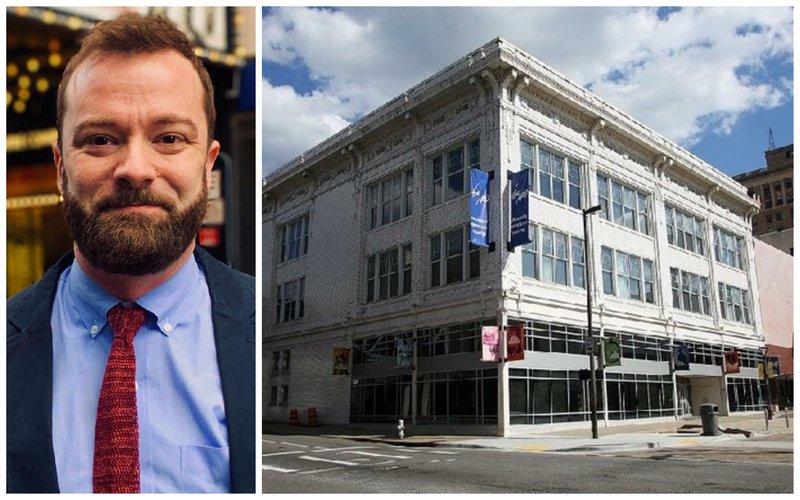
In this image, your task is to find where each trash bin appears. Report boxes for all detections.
[699,403,720,436]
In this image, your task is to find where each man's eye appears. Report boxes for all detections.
[86,136,112,146]
[160,135,181,144]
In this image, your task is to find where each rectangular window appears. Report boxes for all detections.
[714,227,744,269]
[521,225,539,279]
[276,277,305,323]
[269,386,278,406]
[601,246,614,295]
[520,140,582,209]
[279,385,289,406]
[430,234,441,288]
[282,350,291,373]
[429,226,479,287]
[431,139,478,206]
[597,174,609,220]
[671,268,712,316]
[762,184,772,209]
[527,225,584,289]
[271,351,280,375]
[278,214,310,263]
[665,205,705,256]
[568,161,582,210]
[718,282,752,324]
[366,244,412,302]
[367,168,413,229]
[597,174,650,235]
[603,247,655,304]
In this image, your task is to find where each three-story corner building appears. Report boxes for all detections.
[263,38,766,435]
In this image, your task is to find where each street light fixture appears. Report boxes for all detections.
[583,204,602,439]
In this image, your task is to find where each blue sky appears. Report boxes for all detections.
[262,6,794,178]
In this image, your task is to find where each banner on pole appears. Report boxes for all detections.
[673,345,690,371]
[603,338,621,367]
[470,168,490,247]
[509,170,531,248]
[724,350,741,374]
[333,347,351,375]
[506,325,525,361]
[396,337,414,369]
[481,326,500,362]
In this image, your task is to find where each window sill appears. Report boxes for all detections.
[596,217,653,240]
[364,215,413,234]
[667,243,706,260]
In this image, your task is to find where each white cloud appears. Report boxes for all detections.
[263,6,793,175]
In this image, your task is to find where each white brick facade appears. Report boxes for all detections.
[263,38,764,433]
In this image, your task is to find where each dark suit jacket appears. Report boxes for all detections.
[7,247,255,493]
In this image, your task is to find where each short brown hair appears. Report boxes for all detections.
[56,13,216,147]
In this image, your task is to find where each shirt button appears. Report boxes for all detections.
[90,325,99,334]
[164,323,173,333]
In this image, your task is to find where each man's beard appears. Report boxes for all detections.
[61,175,208,276]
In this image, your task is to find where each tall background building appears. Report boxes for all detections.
[734,143,794,255]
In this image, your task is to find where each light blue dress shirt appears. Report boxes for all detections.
[51,254,231,493]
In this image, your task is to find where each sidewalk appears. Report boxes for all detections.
[265,411,793,455]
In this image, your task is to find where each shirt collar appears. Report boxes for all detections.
[67,254,204,338]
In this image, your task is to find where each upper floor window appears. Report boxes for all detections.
[718,282,752,324]
[670,268,712,316]
[366,243,412,302]
[665,205,705,256]
[762,184,773,209]
[713,227,744,270]
[430,226,479,287]
[278,214,309,263]
[596,174,650,235]
[601,246,655,304]
[431,139,479,205]
[521,224,585,289]
[367,168,414,229]
[275,277,305,323]
[520,140,582,209]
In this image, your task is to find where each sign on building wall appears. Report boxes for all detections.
[506,326,525,361]
[396,337,414,369]
[673,345,690,371]
[603,338,621,367]
[724,350,741,374]
[470,168,490,247]
[481,326,499,362]
[509,170,531,248]
[332,347,350,375]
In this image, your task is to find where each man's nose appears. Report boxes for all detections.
[113,139,157,189]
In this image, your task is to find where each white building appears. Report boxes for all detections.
[263,38,766,435]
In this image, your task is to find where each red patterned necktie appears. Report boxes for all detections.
[93,304,146,493]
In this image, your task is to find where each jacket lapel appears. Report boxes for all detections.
[6,253,74,493]
[195,248,255,493]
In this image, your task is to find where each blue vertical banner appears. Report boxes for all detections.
[470,168,490,247]
[509,170,531,248]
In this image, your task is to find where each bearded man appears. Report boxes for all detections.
[7,14,255,493]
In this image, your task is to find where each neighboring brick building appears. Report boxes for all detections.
[263,38,767,435]
[734,144,794,255]
[753,238,793,408]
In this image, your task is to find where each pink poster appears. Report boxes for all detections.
[481,326,499,362]
[506,325,525,361]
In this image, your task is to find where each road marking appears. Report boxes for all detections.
[298,467,342,475]
[312,446,374,453]
[429,459,441,463]
[428,450,459,455]
[262,451,304,457]
[516,444,550,452]
[262,464,298,473]
[280,441,309,448]
[263,439,277,444]
[342,451,412,459]
[299,455,362,466]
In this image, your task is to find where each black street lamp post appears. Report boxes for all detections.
[583,204,602,439]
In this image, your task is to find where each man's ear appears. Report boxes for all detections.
[53,141,65,195]
[206,140,221,191]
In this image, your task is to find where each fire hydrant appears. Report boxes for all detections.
[397,419,405,440]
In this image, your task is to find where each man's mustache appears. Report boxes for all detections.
[94,189,175,213]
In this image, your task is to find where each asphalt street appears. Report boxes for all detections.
[262,432,793,493]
